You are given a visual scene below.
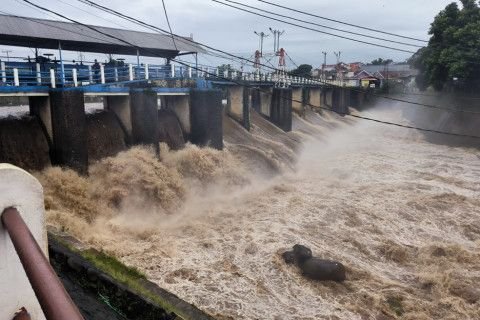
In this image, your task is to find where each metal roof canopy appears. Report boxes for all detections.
[0,14,205,58]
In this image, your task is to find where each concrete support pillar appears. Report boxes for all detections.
[332,87,349,115]
[189,89,223,150]
[49,89,88,174]
[325,88,333,108]
[242,86,251,131]
[103,95,132,144]
[251,88,261,113]
[0,164,47,320]
[270,88,292,132]
[129,89,160,155]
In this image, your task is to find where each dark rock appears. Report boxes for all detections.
[283,244,346,282]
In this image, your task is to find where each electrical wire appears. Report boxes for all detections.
[161,0,178,51]
[19,0,480,117]
[19,0,480,139]
[67,0,480,113]
[212,0,416,54]
[224,0,422,48]
[257,0,428,43]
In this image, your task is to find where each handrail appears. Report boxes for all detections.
[1,207,84,320]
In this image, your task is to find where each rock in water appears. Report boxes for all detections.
[283,244,346,282]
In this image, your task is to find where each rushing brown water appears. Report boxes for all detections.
[38,107,480,319]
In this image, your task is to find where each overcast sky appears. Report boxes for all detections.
[1,0,457,69]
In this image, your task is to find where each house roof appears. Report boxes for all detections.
[0,14,205,58]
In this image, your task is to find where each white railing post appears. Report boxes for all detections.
[114,67,119,82]
[171,63,175,78]
[128,64,134,81]
[13,68,19,86]
[36,63,41,85]
[144,64,149,80]
[187,66,192,78]
[100,64,105,84]
[50,69,56,88]
[88,65,93,83]
[72,68,78,87]
[1,61,5,83]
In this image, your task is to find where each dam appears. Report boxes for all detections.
[1,11,479,320]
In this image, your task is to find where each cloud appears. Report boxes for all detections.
[1,0,457,68]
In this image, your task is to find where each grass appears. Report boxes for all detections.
[51,235,190,319]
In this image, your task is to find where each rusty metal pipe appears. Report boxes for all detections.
[1,207,84,320]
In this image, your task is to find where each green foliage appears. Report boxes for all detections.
[369,58,393,65]
[289,64,313,77]
[217,64,234,75]
[411,0,480,92]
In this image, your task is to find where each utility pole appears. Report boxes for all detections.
[334,51,342,82]
[334,51,341,65]
[322,51,327,80]
[269,28,285,53]
[254,31,269,57]
[2,50,12,61]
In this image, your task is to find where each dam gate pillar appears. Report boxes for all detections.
[49,89,88,174]
[189,89,223,150]
[270,88,292,132]
[129,89,160,155]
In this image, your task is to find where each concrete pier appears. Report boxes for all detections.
[130,89,160,155]
[49,89,88,174]
[270,88,293,132]
[332,87,349,115]
[189,89,223,150]
[242,86,251,131]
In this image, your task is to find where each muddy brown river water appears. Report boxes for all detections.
[39,107,480,319]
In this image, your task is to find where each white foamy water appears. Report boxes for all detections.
[42,107,480,319]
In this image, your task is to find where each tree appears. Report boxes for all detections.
[217,64,234,76]
[411,0,480,92]
[369,58,393,65]
[289,64,313,77]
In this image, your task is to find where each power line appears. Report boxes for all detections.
[19,0,480,140]
[161,0,177,51]
[212,0,416,54]
[224,0,422,48]
[59,0,480,115]
[257,0,428,43]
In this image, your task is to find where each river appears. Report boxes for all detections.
[38,105,480,319]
